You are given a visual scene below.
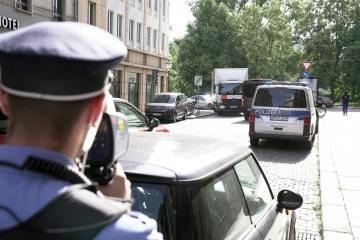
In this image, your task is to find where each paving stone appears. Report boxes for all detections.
[353,227,360,239]
[342,191,360,218]
[322,204,351,233]
[339,176,360,191]
[321,188,344,206]
[323,231,353,240]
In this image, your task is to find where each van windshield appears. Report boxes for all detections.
[254,88,307,108]
[243,84,259,98]
[219,83,242,95]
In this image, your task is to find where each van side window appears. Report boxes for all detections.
[234,155,273,223]
[192,169,251,240]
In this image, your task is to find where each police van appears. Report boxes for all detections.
[249,83,318,149]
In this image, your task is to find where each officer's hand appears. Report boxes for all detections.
[98,164,131,200]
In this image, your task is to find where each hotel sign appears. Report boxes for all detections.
[0,16,20,30]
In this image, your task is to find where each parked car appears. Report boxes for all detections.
[145,93,188,123]
[0,110,6,144]
[318,96,334,108]
[119,131,302,240]
[249,83,318,149]
[190,95,214,110]
[242,79,275,120]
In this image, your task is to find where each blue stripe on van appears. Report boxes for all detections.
[251,108,310,118]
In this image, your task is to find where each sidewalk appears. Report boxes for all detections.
[319,110,360,240]
[187,109,214,119]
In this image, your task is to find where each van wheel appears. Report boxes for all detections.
[244,112,250,121]
[305,138,314,150]
[315,120,319,134]
[250,138,259,147]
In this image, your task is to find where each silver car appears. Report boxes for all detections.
[190,95,214,109]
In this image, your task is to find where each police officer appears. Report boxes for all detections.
[0,22,162,239]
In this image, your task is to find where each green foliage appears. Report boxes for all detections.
[169,0,360,99]
[177,0,247,94]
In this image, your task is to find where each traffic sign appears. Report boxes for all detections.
[194,76,202,86]
[302,61,312,71]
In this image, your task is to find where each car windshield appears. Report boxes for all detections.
[219,83,242,95]
[152,94,176,103]
[254,88,307,108]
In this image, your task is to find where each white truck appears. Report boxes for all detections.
[212,68,248,115]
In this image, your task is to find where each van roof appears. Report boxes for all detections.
[257,84,310,90]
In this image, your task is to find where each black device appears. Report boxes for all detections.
[84,112,129,185]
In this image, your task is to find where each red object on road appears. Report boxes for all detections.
[155,125,169,133]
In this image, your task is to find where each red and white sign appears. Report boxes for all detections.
[302,61,312,71]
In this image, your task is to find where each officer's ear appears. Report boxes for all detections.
[0,89,10,117]
[87,93,106,127]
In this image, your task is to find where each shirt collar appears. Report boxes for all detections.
[0,144,78,169]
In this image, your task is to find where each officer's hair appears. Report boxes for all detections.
[7,95,92,142]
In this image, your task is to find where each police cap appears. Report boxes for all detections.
[0,21,127,101]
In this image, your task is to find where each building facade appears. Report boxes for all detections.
[77,0,170,111]
[0,0,170,112]
[0,0,77,33]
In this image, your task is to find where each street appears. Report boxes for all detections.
[161,108,360,240]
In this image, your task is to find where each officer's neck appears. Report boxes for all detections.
[5,128,82,160]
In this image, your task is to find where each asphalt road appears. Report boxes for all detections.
[162,111,322,239]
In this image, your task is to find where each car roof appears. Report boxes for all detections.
[119,131,251,183]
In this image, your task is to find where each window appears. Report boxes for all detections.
[109,70,122,98]
[146,74,155,103]
[192,169,252,240]
[128,72,140,107]
[114,102,147,128]
[234,155,273,223]
[147,27,151,47]
[16,0,31,11]
[107,11,114,34]
[53,0,63,21]
[161,33,165,51]
[154,0,158,11]
[136,23,142,44]
[153,29,157,49]
[129,20,135,42]
[148,0,152,9]
[138,0,142,8]
[117,14,123,39]
[254,88,307,108]
[162,0,166,16]
[88,1,96,26]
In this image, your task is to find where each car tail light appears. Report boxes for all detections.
[249,112,255,124]
[221,95,227,101]
[303,116,311,137]
[249,112,255,134]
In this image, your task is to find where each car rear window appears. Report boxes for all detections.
[219,83,242,95]
[254,88,307,108]
[152,94,176,103]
